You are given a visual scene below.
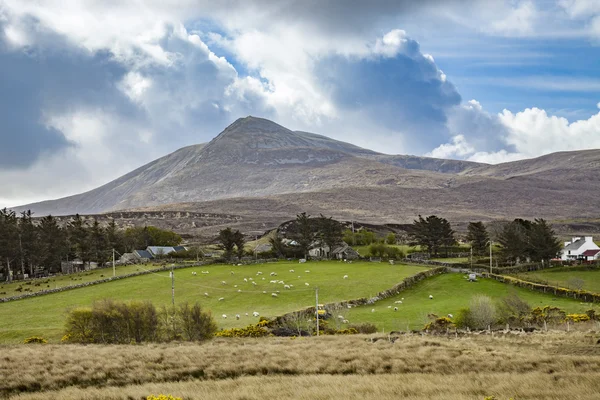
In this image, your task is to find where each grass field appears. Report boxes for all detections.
[353,244,420,256]
[0,264,175,299]
[3,333,600,399]
[515,268,600,293]
[0,261,429,343]
[344,273,597,331]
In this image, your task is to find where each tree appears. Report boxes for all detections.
[466,221,489,256]
[0,208,19,280]
[218,228,237,260]
[409,215,456,256]
[232,229,245,260]
[497,219,530,263]
[386,232,396,245]
[18,210,43,277]
[293,212,314,259]
[528,219,561,262]
[106,220,125,255]
[318,215,343,259]
[67,214,90,264]
[38,215,68,273]
[269,233,286,258]
[89,219,107,264]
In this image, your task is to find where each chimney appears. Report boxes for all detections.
[572,237,581,243]
[585,236,594,243]
[564,242,571,247]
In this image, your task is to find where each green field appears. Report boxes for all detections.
[0,261,429,343]
[345,273,596,332]
[353,244,420,256]
[0,263,190,299]
[515,268,600,293]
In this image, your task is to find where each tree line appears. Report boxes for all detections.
[0,209,182,278]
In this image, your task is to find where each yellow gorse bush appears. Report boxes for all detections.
[23,336,47,344]
[566,313,590,323]
[147,395,182,400]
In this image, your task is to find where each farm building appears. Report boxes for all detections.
[560,237,600,261]
[308,243,359,260]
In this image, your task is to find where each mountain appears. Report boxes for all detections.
[16,116,485,215]
[14,116,600,232]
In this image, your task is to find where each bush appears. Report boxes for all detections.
[566,313,590,323]
[215,324,270,338]
[23,336,47,344]
[424,317,455,333]
[469,295,497,329]
[178,302,217,341]
[497,293,531,325]
[348,323,378,334]
[147,395,182,400]
[454,308,475,330]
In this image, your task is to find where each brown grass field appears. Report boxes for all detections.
[2,330,600,400]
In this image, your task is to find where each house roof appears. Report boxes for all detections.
[147,246,177,255]
[563,239,587,251]
[582,249,600,257]
[134,249,153,259]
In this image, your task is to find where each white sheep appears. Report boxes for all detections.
[252,281,257,286]
[204,292,209,297]
[270,272,277,276]
[237,263,242,266]
[245,312,249,316]
[270,280,277,284]
[394,307,398,311]
[347,305,352,309]
[222,314,227,319]
[257,271,263,275]
[305,270,310,273]
[230,271,235,275]
[192,271,197,276]
[394,300,403,304]
[284,284,291,290]
[253,311,260,317]
[371,309,375,313]
[244,278,248,282]
[221,281,227,285]
[263,291,267,294]
[337,315,345,320]
[276,290,280,293]
[289,269,295,273]
[249,277,253,281]
[387,306,392,309]
[262,277,265,280]
[305,282,310,286]
[235,314,240,320]
[218,297,225,301]
[342,319,349,324]
[343,275,348,279]
[234,285,238,288]
[201,271,209,274]
[447,314,454,319]
[271,293,278,297]
[237,289,242,293]
[278,280,285,284]
[429,295,433,299]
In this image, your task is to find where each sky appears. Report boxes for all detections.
[1,0,600,207]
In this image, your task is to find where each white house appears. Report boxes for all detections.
[560,237,600,261]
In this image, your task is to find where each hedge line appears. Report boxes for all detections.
[273,267,448,324]
[483,273,600,303]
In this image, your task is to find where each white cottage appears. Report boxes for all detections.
[560,237,600,261]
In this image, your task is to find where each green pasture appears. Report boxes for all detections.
[344,273,596,332]
[514,268,600,293]
[0,260,428,343]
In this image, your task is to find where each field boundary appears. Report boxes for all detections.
[484,273,600,303]
[273,267,448,323]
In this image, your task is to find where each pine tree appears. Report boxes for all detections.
[293,212,314,259]
[466,221,489,256]
[38,215,68,273]
[409,215,456,256]
[528,219,561,262]
[217,227,236,260]
[318,215,343,259]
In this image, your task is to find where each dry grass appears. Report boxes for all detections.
[2,331,600,399]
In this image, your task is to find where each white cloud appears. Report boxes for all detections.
[427,134,474,159]
[489,1,536,36]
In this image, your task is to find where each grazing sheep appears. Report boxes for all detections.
[249,278,253,281]
[204,293,209,297]
[253,311,260,317]
[262,277,265,280]
[278,280,285,284]
[257,271,263,275]
[429,295,433,299]
[201,271,209,274]
[289,269,295,273]
[305,270,310,273]
[387,306,392,309]
[371,309,375,313]
[298,276,301,278]
[235,314,240,320]
[270,280,277,284]
[263,291,267,294]
[394,307,398,311]
[271,293,278,297]
[347,305,352,309]
[337,315,345,320]
[283,284,291,290]
[270,272,277,276]
[289,284,294,287]
[447,314,454,319]
[245,312,249,316]
[252,281,257,286]
[218,297,225,301]
[221,281,227,285]
[342,319,349,324]
[230,271,235,275]
[237,289,242,293]
[394,300,403,304]
[234,285,238,288]
[192,272,197,276]
[244,278,248,282]
[343,275,348,279]
[222,314,227,319]
[299,259,306,263]
[305,282,310,286]
[276,290,280,293]
[237,263,242,266]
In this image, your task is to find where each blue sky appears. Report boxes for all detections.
[1,0,600,206]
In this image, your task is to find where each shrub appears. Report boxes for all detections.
[454,308,475,330]
[177,302,217,341]
[63,307,95,343]
[215,324,270,338]
[348,323,378,334]
[497,293,531,325]
[469,295,497,329]
[527,306,566,327]
[23,336,47,344]
[566,313,590,323]
[147,395,182,400]
[424,317,455,333]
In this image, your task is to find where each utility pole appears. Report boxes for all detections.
[315,287,319,337]
[112,249,116,277]
[489,241,493,274]
[19,234,25,276]
[171,265,175,306]
[470,246,473,269]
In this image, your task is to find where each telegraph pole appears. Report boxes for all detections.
[315,287,319,337]
[171,265,175,306]
[489,241,493,274]
[112,249,116,277]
